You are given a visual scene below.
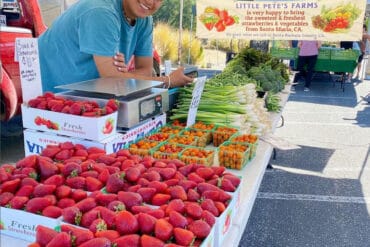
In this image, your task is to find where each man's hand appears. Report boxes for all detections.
[168,67,194,87]
[113,52,128,72]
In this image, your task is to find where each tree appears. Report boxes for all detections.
[153,0,196,31]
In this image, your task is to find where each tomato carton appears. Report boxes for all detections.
[0,207,61,242]
[21,104,118,141]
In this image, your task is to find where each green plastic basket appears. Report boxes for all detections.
[331,49,360,61]
[270,47,298,60]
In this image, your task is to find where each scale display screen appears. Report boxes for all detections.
[139,95,162,121]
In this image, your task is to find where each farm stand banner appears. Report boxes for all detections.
[196,0,367,41]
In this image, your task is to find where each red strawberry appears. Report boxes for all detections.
[140,234,165,247]
[187,189,200,202]
[195,167,214,180]
[62,206,82,225]
[220,178,236,192]
[158,168,176,180]
[15,185,34,197]
[96,193,118,207]
[115,210,139,235]
[81,170,99,178]
[71,189,88,202]
[131,205,152,214]
[212,166,226,176]
[148,181,168,193]
[62,161,82,177]
[54,149,72,161]
[21,177,39,187]
[136,187,156,203]
[151,193,171,206]
[44,194,57,206]
[173,227,195,246]
[188,220,211,239]
[33,184,56,197]
[60,224,94,246]
[7,196,29,209]
[55,185,72,199]
[188,172,205,183]
[89,218,107,233]
[201,210,216,227]
[0,167,11,183]
[95,230,120,242]
[66,176,86,190]
[97,206,117,229]
[165,199,185,215]
[16,155,38,169]
[37,157,58,180]
[97,169,110,184]
[42,205,62,218]
[85,176,103,192]
[69,102,83,115]
[137,212,157,234]
[197,182,220,194]
[155,218,173,242]
[125,167,141,183]
[43,174,65,187]
[200,198,219,217]
[168,185,187,201]
[41,146,61,159]
[185,202,203,220]
[113,234,140,247]
[81,208,100,228]
[106,99,119,111]
[107,200,126,212]
[214,201,226,215]
[36,225,59,247]
[105,172,125,193]
[57,198,76,209]
[178,164,194,176]
[168,211,188,228]
[127,184,141,193]
[45,232,71,247]
[218,190,232,203]
[75,197,97,213]
[26,197,52,214]
[1,178,21,193]
[178,180,197,192]
[0,192,14,206]
[202,190,220,201]
[97,155,116,165]
[117,191,143,210]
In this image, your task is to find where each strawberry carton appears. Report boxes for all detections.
[213,198,236,247]
[0,206,61,242]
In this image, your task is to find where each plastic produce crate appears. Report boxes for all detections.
[129,139,160,156]
[230,133,259,160]
[331,49,360,61]
[179,128,211,147]
[168,135,198,146]
[317,48,332,59]
[180,146,215,166]
[270,47,298,60]
[218,141,251,170]
[212,126,238,147]
[151,142,186,160]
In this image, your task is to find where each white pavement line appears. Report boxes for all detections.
[289,95,354,100]
[266,165,370,176]
[283,121,360,126]
[257,192,370,204]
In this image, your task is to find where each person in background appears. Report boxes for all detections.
[293,40,321,92]
[339,41,354,83]
[353,24,370,81]
[38,0,193,93]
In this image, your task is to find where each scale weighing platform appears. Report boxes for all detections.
[56,77,169,129]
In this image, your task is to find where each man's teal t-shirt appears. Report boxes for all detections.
[38,0,153,93]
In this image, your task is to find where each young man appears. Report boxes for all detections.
[38,0,193,93]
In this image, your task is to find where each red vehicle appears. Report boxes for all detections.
[0,0,47,121]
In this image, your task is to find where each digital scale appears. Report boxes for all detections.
[56,77,169,129]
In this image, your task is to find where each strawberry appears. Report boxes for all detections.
[165,199,185,215]
[85,176,103,192]
[21,177,39,187]
[147,208,165,219]
[188,219,211,239]
[62,161,82,177]
[78,237,111,247]
[185,202,203,220]
[16,155,38,169]
[74,148,89,158]
[81,170,99,178]
[1,178,21,193]
[202,190,220,201]
[43,174,65,187]
[164,178,179,187]
[148,181,168,193]
[97,168,110,183]
[26,197,52,214]
[151,193,171,206]
[158,168,176,180]
[218,190,232,203]
[7,196,29,209]
[106,99,119,111]
[178,164,193,176]
[197,182,220,194]
[125,167,141,183]
[0,192,14,206]
[113,234,140,247]
[212,166,226,176]
[81,208,100,228]
[87,146,106,154]
[60,224,94,246]
[140,234,165,247]
[55,185,72,199]
[44,194,57,205]
[35,225,58,247]
[127,184,141,193]
[115,210,139,235]
[62,206,82,225]
[95,230,120,242]
[188,172,205,183]
[42,205,62,218]
[173,227,195,246]
[37,157,58,180]
[15,185,34,197]
[117,191,143,210]
[168,211,188,228]
[168,185,187,201]
[195,167,214,180]
[33,184,56,197]
[41,146,61,159]
[97,155,116,165]
[107,200,126,212]
[0,167,11,183]
[201,210,216,227]
[69,102,83,115]
[214,201,226,214]
[57,198,76,209]
[137,212,157,234]
[200,198,219,217]
[97,206,117,229]
[54,149,72,161]
[71,189,87,202]
[66,176,86,190]
[177,180,196,192]
[75,197,97,213]
[89,218,107,233]
[220,178,236,192]
[45,232,72,247]
[155,218,173,242]
[131,205,152,214]
[105,172,125,193]
[187,189,200,202]
[96,193,118,207]
[137,187,156,203]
